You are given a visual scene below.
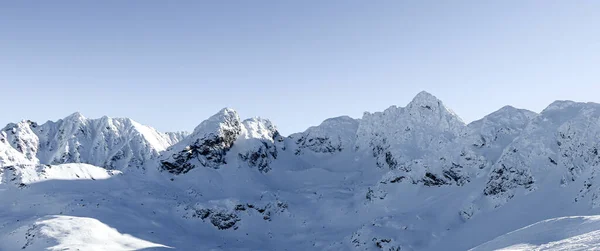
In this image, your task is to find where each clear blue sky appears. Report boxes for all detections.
[1,1,599,135]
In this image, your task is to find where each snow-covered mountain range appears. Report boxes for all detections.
[2,91,600,251]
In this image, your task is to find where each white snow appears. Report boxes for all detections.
[471,216,600,251]
[0,113,186,171]
[1,163,120,185]
[290,116,359,155]
[2,91,600,251]
[1,215,171,251]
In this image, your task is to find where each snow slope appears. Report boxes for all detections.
[3,91,600,251]
[0,163,121,186]
[1,215,171,251]
[471,215,600,251]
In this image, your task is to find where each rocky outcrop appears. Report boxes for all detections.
[184,197,289,230]
[236,118,284,173]
[484,101,600,207]
[160,108,242,174]
[468,105,537,162]
[160,109,287,174]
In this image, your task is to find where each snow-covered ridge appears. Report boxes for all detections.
[290,116,359,155]
[483,101,600,207]
[159,108,285,174]
[3,91,600,250]
[1,215,170,251]
[0,113,187,170]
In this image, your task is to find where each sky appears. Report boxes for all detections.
[1,1,599,135]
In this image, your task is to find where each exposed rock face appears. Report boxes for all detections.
[484,101,600,207]
[0,113,184,170]
[355,92,476,186]
[0,131,34,167]
[160,108,242,174]
[349,217,405,251]
[236,118,284,173]
[468,105,537,162]
[184,197,288,230]
[6,91,600,251]
[160,109,286,174]
[1,120,40,162]
[291,116,359,155]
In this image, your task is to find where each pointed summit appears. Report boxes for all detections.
[406,91,445,110]
[480,105,537,120]
[64,112,86,123]
[161,108,243,174]
[192,107,241,135]
[404,91,464,124]
[411,90,438,102]
[406,91,459,118]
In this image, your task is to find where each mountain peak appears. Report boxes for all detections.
[64,112,86,122]
[498,105,518,111]
[406,91,452,115]
[404,91,464,124]
[488,105,537,118]
[218,107,237,116]
[192,108,240,135]
[542,100,600,113]
[408,91,441,106]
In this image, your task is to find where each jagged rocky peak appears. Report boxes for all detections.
[0,133,33,167]
[406,90,446,110]
[483,101,600,207]
[160,108,287,174]
[235,117,284,173]
[189,108,241,138]
[355,91,467,171]
[0,112,185,171]
[160,108,243,174]
[64,111,86,122]
[239,117,280,141]
[291,116,359,155]
[1,120,40,162]
[405,91,465,126]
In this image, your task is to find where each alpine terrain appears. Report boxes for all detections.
[2,91,600,251]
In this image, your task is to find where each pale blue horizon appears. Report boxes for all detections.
[1,1,599,135]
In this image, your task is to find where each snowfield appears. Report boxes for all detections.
[1,215,171,251]
[471,216,600,251]
[2,91,600,250]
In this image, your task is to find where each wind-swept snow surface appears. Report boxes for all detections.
[471,216,600,251]
[0,215,171,251]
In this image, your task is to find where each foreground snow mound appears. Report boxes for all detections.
[1,163,121,186]
[2,215,170,251]
[471,215,600,251]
